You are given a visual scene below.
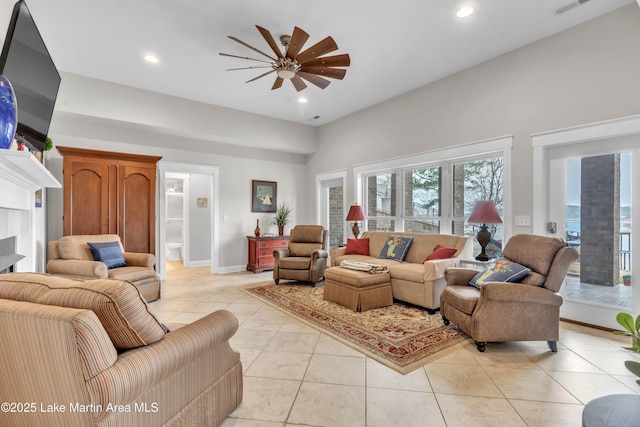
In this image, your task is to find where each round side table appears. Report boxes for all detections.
[582,393,640,426]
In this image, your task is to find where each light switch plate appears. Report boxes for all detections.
[514,215,531,226]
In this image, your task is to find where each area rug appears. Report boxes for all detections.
[243,283,471,374]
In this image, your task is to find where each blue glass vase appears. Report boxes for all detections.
[0,75,17,150]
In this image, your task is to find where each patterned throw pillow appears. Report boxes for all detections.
[378,235,414,262]
[425,244,457,261]
[88,241,127,269]
[469,258,530,289]
[345,238,369,255]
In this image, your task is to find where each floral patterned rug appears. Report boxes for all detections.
[244,283,471,374]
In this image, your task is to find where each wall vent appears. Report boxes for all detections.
[556,0,591,14]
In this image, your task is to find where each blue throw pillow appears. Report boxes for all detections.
[87,241,127,269]
[469,258,530,289]
[378,235,414,262]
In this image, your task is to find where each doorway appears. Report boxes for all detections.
[165,172,188,271]
[316,171,347,250]
[533,115,640,329]
[157,162,219,280]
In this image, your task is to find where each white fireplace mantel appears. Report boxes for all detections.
[0,149,61,273]
[0,150,60,190]
[0,150,61,211]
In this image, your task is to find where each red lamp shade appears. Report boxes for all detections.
[346,205,366,221]
[468,201,502,225]
[346,205,366,239]
[468,200,502,261]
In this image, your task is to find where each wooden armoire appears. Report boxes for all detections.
[58,146,162,254]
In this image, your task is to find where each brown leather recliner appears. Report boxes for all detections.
[273,225,328,286]
[440,234,578,352]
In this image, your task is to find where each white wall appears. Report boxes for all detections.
[54,73,318,155]
[187,173,211,264]
[307,5,640,234]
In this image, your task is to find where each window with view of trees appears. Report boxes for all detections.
[404,167,441,233]
[363,155,504,255]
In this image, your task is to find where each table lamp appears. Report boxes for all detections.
[346,204,366,239]
[468,200,502,261]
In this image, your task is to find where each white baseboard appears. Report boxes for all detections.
[184,260,211,268]
[216,265,245,274]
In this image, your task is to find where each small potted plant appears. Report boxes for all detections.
[613,312,640,352]
[272,202,292,236]
[613,312,640,385]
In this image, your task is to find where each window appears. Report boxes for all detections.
[453,157,504,256]
[365,172,396,232]
[362,154,504,256]
[404,167,441,233]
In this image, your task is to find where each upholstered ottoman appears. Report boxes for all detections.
[323,266,393,312]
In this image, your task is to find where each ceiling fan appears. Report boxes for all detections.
[219,25,350,92]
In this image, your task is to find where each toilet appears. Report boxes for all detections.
[166,222,184,261]
[166,242,183,261]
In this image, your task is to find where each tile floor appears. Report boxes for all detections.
[148,263,640,427]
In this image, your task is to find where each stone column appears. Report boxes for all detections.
[329,186,343,247]
[580,154,620,286]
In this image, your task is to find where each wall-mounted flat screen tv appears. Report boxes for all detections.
[0,0,60,152]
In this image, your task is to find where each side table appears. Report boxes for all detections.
[247,235,289,273]
[459,258,494,271]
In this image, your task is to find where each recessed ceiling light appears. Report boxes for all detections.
[144,54,159,63]
[456,6,474,18]
[298,97,308,104]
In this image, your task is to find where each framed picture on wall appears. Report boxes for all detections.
[252,180,277,212]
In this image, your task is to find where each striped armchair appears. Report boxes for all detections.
[0,273,243,427]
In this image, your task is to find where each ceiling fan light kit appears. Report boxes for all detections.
[220,25,350,92]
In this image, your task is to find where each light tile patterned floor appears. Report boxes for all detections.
[148,264,640,427]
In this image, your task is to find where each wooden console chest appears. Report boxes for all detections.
[247,235,290,273]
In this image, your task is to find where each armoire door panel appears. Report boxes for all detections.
[64,162,110,236]
[119,165,156,254]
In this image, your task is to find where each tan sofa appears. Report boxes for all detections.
[0,272,243,427]
[331,231,472,312]
[47,234,161,302]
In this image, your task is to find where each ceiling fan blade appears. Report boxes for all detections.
[245,69,275,83]
[219,52,273,64]
[297,71,331,89]
[290,75,307,92]
[255,26,284,59]
[228,35,276,61]
[299,53,350,68]
[300,67,346,80]
[295,36,338,64]
[286,26,309,60]
[226,66,273,71]
[271,77,284,90]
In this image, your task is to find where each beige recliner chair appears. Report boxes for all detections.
[273,225,328,286]
[440,234,578,352]
[47,234,161,302]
